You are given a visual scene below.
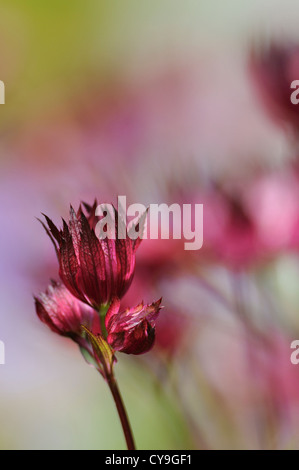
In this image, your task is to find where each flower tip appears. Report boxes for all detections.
[69,204,76,215]
[150,297,163,312]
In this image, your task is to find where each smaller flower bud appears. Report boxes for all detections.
[34,280,100,343]
[105,298,162,355]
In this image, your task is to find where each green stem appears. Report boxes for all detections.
[99,305,108,339]
[95,305,135,449]
[107,375,136,450]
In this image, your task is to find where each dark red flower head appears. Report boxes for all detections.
[105,297,162,355]
[40,201,143,309]
[34,280,100,342]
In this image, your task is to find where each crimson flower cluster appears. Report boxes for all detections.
[35,201,162,376]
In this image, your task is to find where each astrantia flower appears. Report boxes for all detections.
[34,280,100,344]
[40,201,142,309]
[35,200,161,450]
[105,297,162,355]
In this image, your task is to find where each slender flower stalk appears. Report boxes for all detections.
[107,375,136,450]
[82,325,136,449]
[99,305,109,339]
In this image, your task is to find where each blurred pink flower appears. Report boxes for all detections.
[155,307,190,358]
[246,169,299,253]
[200,186,264,270]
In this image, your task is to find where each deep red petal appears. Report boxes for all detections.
[59,220,85,303]
[78,211,107,307]
[108,319,155,355]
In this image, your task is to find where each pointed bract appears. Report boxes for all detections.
[81,325,116,379]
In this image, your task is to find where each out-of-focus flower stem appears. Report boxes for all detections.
[106,374,136,450]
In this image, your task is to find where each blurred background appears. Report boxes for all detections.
[2,0,299,449]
